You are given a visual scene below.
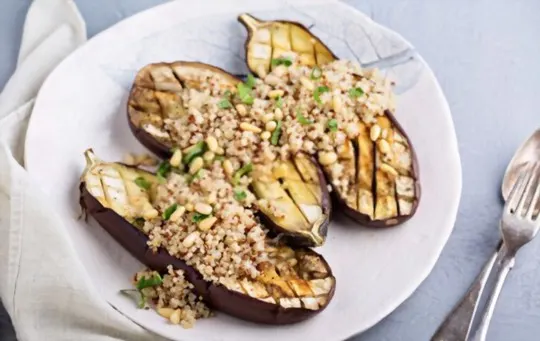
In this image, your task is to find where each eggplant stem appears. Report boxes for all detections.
[238,13,261,31]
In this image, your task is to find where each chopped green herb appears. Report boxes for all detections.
[218,98,232,109]
[348,87,364,98]
[271,57,293,67]
[183,141,206,165]
[310,66,322,80]
[296,108,313,125]
[224,89,232,98]
[234,189,247,201]
[156,161,172,183]
[245,74,256,89]
[237,83,254,105]
[133,217,145,229]
[120,289,147,309]
[233,163,253,185]
[327,119,338,132]
[271,120,282,146]
[134,176,151,190]
[192,212,210,223]
[162,203,178,220]
[136,273,163,290]
[314,86,330,104]
[275,96,283,109]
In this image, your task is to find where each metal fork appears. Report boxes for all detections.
[469,162,540,341]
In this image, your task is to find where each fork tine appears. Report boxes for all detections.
[515,162,540,215]
[507,163,532,211]
[526,164,540,220]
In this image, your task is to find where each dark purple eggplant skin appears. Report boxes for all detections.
[257,154,333,248]
[79,184,335,325]
[331,109,421,228]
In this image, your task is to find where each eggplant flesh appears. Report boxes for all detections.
[322,111,420,227]
[79,150,336,324]
[251,153,331,248]
[127,62,332,246]
[238,13,337,78]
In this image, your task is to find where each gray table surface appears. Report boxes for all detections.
[1,0,539,340]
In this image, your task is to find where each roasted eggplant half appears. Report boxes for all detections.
[251,153,331,247]
[127,62,332,247]
[79,150,336,324]
[321,111,420,227]
[238,13,337,78]
[127,61,240,159]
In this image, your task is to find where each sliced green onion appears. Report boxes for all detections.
[271,120,282,146]
[275,96,283,109]
[134,177,151,190]
[218,98,232,109]
[186,169,203,184]
[183,141,206,165]
[237,83,254,105]
[192,212,210,223]
[233,163,253,185]
[234,189,247,201]
[296,108,313,125]
[327,119,338,132]
[162,203,178,220]
[120,289,146,309]
[271,57,293,67]
[310,66,322,80]
[314,86,329,104]
[156,161,172,183]
[245,74,256,89]
[136,273,163,290]
[348,87,364,98]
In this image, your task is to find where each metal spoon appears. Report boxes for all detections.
[431,128,540,341]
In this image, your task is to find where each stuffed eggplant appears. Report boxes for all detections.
[79,149,336,324]
[127,61,331,247]
[238,13,337,78]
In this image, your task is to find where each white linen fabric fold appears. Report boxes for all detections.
[0,1,165,340]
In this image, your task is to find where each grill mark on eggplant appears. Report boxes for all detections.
[281,180,311,226]
[291,156,321,203]
[370,140,378,220]
[351,138,360,212]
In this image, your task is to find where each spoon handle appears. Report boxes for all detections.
[431,242,502,341]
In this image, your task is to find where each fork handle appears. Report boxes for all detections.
[469,248,515,341]
[430,246,500,341]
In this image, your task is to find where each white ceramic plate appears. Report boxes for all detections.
[24,0,461,340]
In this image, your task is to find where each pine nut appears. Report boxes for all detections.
[318,151,338,166]
[268,89,285,99]
[203,151,215,162]
[158,308,175,319]
[274,108,284,120]
[300,77,314,91]
[169,149,183,167]
[189,157,203,174]
[205,136,219,152]
[370,124,381,141]
[223,160,234,175]
[380,163,399,177]
[378,139,391,155]
[240,122,262,133]
[256,65,267,78]
[143,208,159,220]
[236,104,247,116]
[261,131,271,140]
[195,202,213,215]
[332,95,343,114]
[185,203,194,212]
[182,231,199,248]
[139,155,158,166]
[198,216,218,231]
[265,121,277,132]
[123,153,136,166]
[262,113,275,123]
[169,206,186,222]
[381,128,389,139]
[215,147,225,155]
[170,309,181,325]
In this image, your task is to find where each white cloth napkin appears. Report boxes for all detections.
[0,1,166,340]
